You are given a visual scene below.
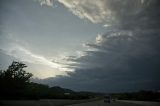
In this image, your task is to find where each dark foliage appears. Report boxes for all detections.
[0,61,33,99]
[1,61,160,101]
[0,61,94,100]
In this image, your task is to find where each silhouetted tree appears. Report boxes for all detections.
[0,61,33,89]
[0,61,33,99]
[0,61,95,100]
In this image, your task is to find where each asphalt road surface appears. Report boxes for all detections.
[66,100,151,106]
[1,99,160,106]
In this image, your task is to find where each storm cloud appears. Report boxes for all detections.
[1,0,160,92]
[37,0,160,92]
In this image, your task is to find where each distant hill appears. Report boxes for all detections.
[50,86,74,93]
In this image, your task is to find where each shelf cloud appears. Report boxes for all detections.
[38,0,160,92]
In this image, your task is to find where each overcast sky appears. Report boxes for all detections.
[0,0,160,92]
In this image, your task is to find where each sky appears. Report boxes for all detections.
[0,0,160,92]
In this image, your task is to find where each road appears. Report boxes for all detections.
[66,100,154,106]
[1,99,160,106]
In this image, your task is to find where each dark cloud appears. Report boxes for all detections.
[35,0,160,92]
[1,0,158,92]
[113,0,160,30]
[42,31,160,92]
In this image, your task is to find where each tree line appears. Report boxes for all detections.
[0,61,94,100]
[0,61,159,101]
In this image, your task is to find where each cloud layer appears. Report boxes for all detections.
[39,0,54,6]
[58,0,112,23]
[1,0,159,92]
[58,0,152,24]
[37,0,160,92]
[0,36,68,78]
